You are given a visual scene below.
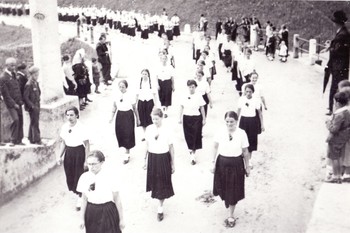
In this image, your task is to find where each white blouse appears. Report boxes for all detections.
[237,96,260,117]
[214,128,249,157]
[137,78,157,101]
[60,120,88,147]
[195,78,211,96]
[181,92,205,116]
[113,90,136,111]
[145,124,173,154]
[156,64,174,81]
[77,168,119,204]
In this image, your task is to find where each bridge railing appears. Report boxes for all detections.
[293,34,329,66]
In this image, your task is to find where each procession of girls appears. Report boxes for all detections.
[51,5,268,231]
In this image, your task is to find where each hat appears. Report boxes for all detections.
[331,10,348,25]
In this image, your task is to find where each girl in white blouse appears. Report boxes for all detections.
[57,106,90,211]
[195,70,213,117]
[110,80,139,164]
[136,69,158,141]
[144,108,175,221]
[77,150,125,233]
[212,111,250,228]
[179,79,206,165]
[156,53,175,118]
[237,84,264,158]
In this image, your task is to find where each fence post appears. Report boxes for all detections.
[293,34,299,59]
[309,39,317,65]
[77,21,80,38]
[90,26,94,44]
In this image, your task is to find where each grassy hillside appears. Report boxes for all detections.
[0,24,96,70]
[4,0,350,43]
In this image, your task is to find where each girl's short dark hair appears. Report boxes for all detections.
[88,150,106,162]
[187,79,198,87]
[119,79,128,88]
[151,107,164,118]
[65,106,79,119]
[224,111,238,121]
[338,80,350,89]
[244,83,255,93]
[334,91,349,106]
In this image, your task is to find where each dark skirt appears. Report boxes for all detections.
[218,43,223,60]
[85,201,121,233]
[141,29,149,39]
[158,25,165,37]
[115,110,135,149]
[166,29,173,41]
[146,152,175,200]
[173,25,180,36]
[137,99,154,127]
[63,145,86,194]
[239,116,259,152]
[213,155,245,208]
[183,115,203,150]
[158,79,172,107]
[223,50,232,68]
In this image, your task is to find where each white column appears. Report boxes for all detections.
[309,39,317,65]
[29,0,63,103]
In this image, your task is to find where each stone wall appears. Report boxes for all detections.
[0,139,58,205]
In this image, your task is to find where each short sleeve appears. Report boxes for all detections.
[237,97,244,109]
[198,94,206,107]
[241,130,249,149]
[76,172,88,194]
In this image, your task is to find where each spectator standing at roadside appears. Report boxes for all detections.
[326,10,350,115]
[23,66,41,144]
[0,57,24,146]
[96,35,112,86]
[16,63,28,96]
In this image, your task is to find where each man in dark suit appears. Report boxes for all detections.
[326,10,350,115]
[0,57,24,146]
[96,35,112,86]
[16,63,28,96]
[23,66,41,144]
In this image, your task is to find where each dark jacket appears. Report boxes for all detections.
[23,79,41,111]
[96,42,111,64]
[0,71,23,108]
[327,26,350,76]
[17,71,28,96]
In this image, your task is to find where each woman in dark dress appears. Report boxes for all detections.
[212,111,250,228]
[72,49,92,111]
[144,108,175,222]
[110,80,140,164]
[57,106,90,211]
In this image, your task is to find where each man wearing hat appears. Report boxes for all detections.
[326,10,350,115]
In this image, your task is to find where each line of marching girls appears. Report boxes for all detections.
[39,9,268,233]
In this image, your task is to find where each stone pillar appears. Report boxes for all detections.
[293,34,299,59]
[309,39,317,65]
[29,0,63,104]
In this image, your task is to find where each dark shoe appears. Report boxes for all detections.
[9,142,15,147]
[191,160,196,165]
[16,142,25,146]
[79,106,85,111]
[325,111,332,116]
[224,218,236,228]
[157,213,164,222]
[0,142,5,146]
[141,138,145,142]
[34,141,43,145]
[95,90,101,94]
[324,177,338,183]
[123,158,130,164]
[164,114,168,118]
[82,102,88,106]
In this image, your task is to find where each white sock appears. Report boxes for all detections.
[157,206,163,213]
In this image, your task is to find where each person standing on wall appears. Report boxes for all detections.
[23,66,41,145]
[0,57,24,146]
[96,34,112,86]
[326,10,350,116]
